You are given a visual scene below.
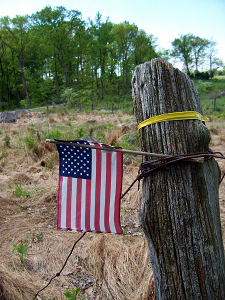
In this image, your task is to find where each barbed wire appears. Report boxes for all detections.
[33,232,86,300]
[121,150,225,199]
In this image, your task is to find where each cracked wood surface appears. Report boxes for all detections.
[132,58,225,299]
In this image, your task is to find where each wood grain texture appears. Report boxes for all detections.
[132,58,225,299]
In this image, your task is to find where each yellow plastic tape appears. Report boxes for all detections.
[138,111,210,131]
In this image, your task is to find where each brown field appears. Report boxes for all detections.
[0,110,225,300]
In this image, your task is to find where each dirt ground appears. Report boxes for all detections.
[0,111,225,300]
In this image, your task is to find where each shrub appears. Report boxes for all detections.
[63,288,86,300]
[12,236,28,263]
[13,185,30,198]
[23,134,38,150]
[46,152,58,169]
[3,134,10,148]
[1,147,8,159]
[194,71,210,80]
[42,129,62,140]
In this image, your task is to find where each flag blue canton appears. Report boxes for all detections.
[58,141,92,180]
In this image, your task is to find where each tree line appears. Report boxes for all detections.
[171,34,223,79]
[0,6,223,110]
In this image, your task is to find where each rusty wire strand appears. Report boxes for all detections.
[33,231,115,300]
[33,231,86,300]
[121,151,225,199]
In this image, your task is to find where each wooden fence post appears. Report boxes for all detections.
[131,59,225,299]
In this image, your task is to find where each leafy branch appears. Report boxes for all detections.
[12,235,28,263]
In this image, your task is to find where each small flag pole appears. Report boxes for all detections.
[45,139,169,158]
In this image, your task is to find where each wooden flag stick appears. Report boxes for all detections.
[45,138,169,158]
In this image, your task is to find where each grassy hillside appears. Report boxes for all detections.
[56,78,225,120]
[193,78,225,120]
[0,107,225,299]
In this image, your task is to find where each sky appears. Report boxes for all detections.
[1,0,225,71]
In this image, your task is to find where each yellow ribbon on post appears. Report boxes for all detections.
[138,111,210,131]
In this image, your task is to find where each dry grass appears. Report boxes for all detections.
[0,111,155,300]
[34,140,56,158]
[104,129,122,145]
[48,117,56,124]
[0,111,225,300]
[86,235,155,299]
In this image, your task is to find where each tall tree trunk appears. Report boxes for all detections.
[100,48,104,99]
[12,51,21,108]
[194,53,198,72]
[185,60,190,77]
[0,58,5,110]
[125,61,128,94]
[16,86,21,108]
[6,66,10,108]
[95,68,99,90]
[17,56,31,107]
[122,56,125,93]
[60,50,71,89]
[209,55,213,81]
[76,56,80,91]
[54,55,60,101]
[132,58,225,299]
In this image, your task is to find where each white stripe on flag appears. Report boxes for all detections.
[71,178,77,230]
[90,147,96,231]
[109,151,117,233]
[100,151,106,232]
[61,176,68,229]
[81,179,86,230]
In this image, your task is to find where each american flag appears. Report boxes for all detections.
[56,140,123,234]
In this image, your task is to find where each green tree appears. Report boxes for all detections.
[112,21,138,93]
[190,35,210,72]
[0,15,31,106]
[72,22,88,91]
[106,37,118,85]
[157,48,170,62]
[133,30,158,66]
[207,39,224,80]
[32,6,83,89]
[171,34,193,76]
[23,26,54,106]
[88,13,114,99]
[0,41,9,109]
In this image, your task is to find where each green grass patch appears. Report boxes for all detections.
[194,78,225,95]
[214,75,225,80]
[13,185,30,198]
[201,95,225,120]
[42,122,120,143]
[3,134,11,148]
[45,152,58,169]
[115,132,140,150]
[23,134,38,150]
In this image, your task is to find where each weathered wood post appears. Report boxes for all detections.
[132,58,225,299]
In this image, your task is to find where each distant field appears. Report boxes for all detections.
[214,75,225,80]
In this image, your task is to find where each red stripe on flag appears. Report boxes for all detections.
[114,153,123,234]
[94,147,101,232]
[85,179,91,231]
[57,175,63,229]
[76,178,82,231]
[104,152,112,233]
[66,177,72,229]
